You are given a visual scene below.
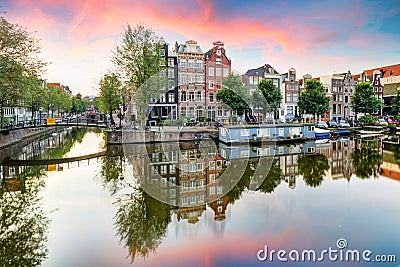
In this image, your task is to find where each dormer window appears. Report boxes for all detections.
[216,49,221,56]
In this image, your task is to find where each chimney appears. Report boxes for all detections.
[174,41,178,52]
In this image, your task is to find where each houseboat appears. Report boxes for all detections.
[218,123,315,145]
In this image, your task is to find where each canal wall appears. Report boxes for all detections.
[0,127,57,163]
[106,127,219,144]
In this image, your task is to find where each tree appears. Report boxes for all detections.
[98,73,121,126]
[298,153,329,187]
[257,78,282,119]
[71,93,89,114]
[217,73,251,118]
[112,25,166,124]
[0,16,46,127]
[391,91,400,115]
[21,75,45,123]
[351,81,382,117]
[298,80,330,120]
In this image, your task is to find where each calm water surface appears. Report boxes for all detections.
[1,128,399,267]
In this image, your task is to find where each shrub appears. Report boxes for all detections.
[359,114,378,126]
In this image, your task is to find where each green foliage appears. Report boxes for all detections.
[162,119,172,126]
[298,153,329,187]
[298,80,330,117]
[71,93,89,114]
[0,16,47,127]
[217,73,251,116]
[176,117,185,126]
[114,189,171,263]
[256,78,282,118]
[358,114,378,126]
[351,148,382,179]
[391,90,400,115]
[351,82,383,115]
[256,159,283,193]
[98,73,122,124]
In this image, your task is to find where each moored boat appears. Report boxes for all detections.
[315,127,331,139]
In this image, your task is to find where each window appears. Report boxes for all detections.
[217,186,223,194]
[168,93,175,103]
[197,163,204,172]
[160,49,165,57]
[210,173,216,182]
[293,93,298,102]
[182,197,188,205]
[209,93,214,103]
[179,74,187,85]
[216,50,221,56]
[180,59,186,67]
[241,150,250,158]
[189,92,195,101]
[240,129,249,136]
[339,95,343,102]
[197,91,202,101]
[333,95,337,102]
[196,75,203,83]
[223,68,229,77]
[286,93,291,102]
[209,161,215,170]
[180,107,186,117]
[160,94,166,103]
[287,106,293,115]
[182,181,187,191]
[169,165,176,174]
[161,165,167,174]
[216,58,221,64]
[190,161,196,173]
[216,160,222,170]
[278,128,284,136]
[190,179,196,189]
[188,59,195,68]
[182,164,188,174]
[168,58,175,66]
[189,107,194,117]
[168,68,174,79]
[345,96,348,103]
[217,107,223,116]
[198,180,204,189]
[209,81,214,89]
[216,68,222,76]
[209,67,215,76]
[180,91,187,102]
[210,187,215,195]
[196,60,203,68]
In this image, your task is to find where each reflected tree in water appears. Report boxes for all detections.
[99,156,124,196]
[256,159,283,193]
[0,176,50,267]
[351,148,382,179]
[298,153,329,187]
[114,189,172,263]
[225,160,252,205]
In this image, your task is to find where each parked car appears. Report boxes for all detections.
[55,116,62,123]
[317,121,328,129]
[376,118,388,126]
[387,117,399,126]
[339,120,350,128]
[327,120,338,128]
[349,120,359,127]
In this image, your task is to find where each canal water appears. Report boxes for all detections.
[1,128,399,267]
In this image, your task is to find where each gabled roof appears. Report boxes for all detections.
[245,64,280,76]
[353,63,400,81]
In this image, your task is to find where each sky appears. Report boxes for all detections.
[2,0,400,96]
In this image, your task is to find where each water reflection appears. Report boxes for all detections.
[114,189,172,263]
[97,135,395,263]
[0,169,50,267]
[298,153,329,187]
[0,127,99,266]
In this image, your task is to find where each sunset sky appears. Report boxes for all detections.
[2,0,400,96]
